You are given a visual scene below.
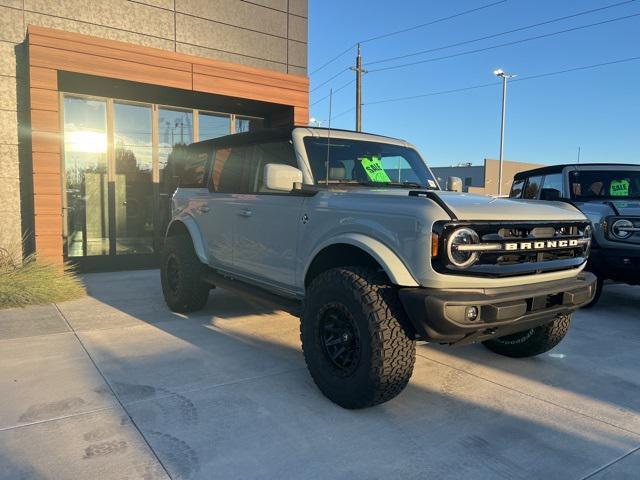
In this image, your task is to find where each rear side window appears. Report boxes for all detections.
[209,145,248,193]
[509,178,525,198]
[523,175,543,199]
[161,143,211,192]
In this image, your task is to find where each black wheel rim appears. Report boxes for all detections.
[318,305,361,376]
[166,255,180,294]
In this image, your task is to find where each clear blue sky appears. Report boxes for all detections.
[308,0,640,167]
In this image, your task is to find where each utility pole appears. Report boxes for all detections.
[350,44,367,132]
[493,68,517,196]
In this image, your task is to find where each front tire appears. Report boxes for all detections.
[161,235,210,313]
[300,267,416,409]
[482,314,571,358]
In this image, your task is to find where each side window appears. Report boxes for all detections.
[523,175,543,199]
[209,145,248,193]
[509,178,525,198]
[245,141,298,193]
[540,173,563,199]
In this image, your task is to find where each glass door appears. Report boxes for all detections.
[63,96,109,257]
[113,102,154,255]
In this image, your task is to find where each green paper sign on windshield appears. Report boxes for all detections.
[610,179,630,196]
[360,156,391,183]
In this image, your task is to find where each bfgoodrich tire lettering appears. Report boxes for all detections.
[482,314,571,358]
[161,235,210,313]
[300,267,416,409]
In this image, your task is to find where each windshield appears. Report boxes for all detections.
[303,137,439,189]
[569,170,640,200]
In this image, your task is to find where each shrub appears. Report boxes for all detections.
[0,246,85,309]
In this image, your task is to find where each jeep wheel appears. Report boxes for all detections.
[300,267,416,409]
[161,235,210,313]
[582,275,604,309]
[482,314,571,358]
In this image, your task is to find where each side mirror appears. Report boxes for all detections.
[446,176,463,192]
[263,163,303,192]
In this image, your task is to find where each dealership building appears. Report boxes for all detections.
[0,0,308,270]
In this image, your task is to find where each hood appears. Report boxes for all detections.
[434,191,586,221]
[341,188,586,221]
[576,199,640,217]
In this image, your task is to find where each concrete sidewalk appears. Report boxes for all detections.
[0,270,639,479]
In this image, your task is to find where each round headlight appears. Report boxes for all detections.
[447,227,480,268]
[612,219,633,239]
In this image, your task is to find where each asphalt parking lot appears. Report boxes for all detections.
[0,270,638,480]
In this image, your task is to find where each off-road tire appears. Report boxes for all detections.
[300,267,416,409]
[582,275,604,309]
[482,314,571,358]
[161,235,210,313]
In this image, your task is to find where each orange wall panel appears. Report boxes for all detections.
[33,173,62,195]
[35,214,63,236]
[32,152,61,174]
[30,88,59,111]
[31,109,60,133]
[32,131,61,154]
[29,66,57,90]
[34,194,62,216]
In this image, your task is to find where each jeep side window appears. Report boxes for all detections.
[523,175,543,199]
[209,145,248,193]
[509,178,525,198]
[540,173,563,200]
[245,140,298,193]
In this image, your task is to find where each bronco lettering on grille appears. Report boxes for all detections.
[504,239,579,251]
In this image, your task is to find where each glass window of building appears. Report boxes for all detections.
[63,96,108,257]
[199,112,231,140]
[236,116,263,133]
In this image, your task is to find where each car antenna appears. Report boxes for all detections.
[325,88,333,187]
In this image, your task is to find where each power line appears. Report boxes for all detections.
[310,67,350,93]
[365,0,637,67]
[359,0,508,44]
[367,12,640,73]
[311,79,355,107]
[362,56,640,106]
[308,0,508,77]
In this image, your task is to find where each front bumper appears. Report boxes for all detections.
[588,248,640,285]
[398,272,596,345]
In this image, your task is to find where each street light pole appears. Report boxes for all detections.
[493,68,516,196]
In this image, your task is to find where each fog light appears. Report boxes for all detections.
[465,306,479,321]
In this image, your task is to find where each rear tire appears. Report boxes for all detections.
[482,314,571,358]
[161,235,210,313]
[300,267,416,409]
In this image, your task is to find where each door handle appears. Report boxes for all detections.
[237,208,253,218]
[198,206,210,213]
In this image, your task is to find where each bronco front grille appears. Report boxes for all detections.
[433,220,591,277]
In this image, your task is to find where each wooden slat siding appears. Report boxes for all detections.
[31,109,59,133]
[35,234,64,262]
[33,173,61,195]
[30,88,59,111]
[29,66,58,90]
[34,215,62,236]
[26,25,309,263]
[32,152,61,174]
[193,74,307,108]
[29,33,192,73]
[30,45,193,91]
[294,106,309,126]
[32,131,61,154]
[34,193,62,215]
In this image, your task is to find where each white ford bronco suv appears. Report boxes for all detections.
[161,127,596,409]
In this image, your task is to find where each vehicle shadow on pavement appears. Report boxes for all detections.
[6,270,636,479]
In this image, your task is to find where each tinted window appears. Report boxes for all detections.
[245,141,298,193]
[209,146,248,193]
[523,175,543,199]
[542,174,563,194]
[570,170,640,199]
[509,178,525,198]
